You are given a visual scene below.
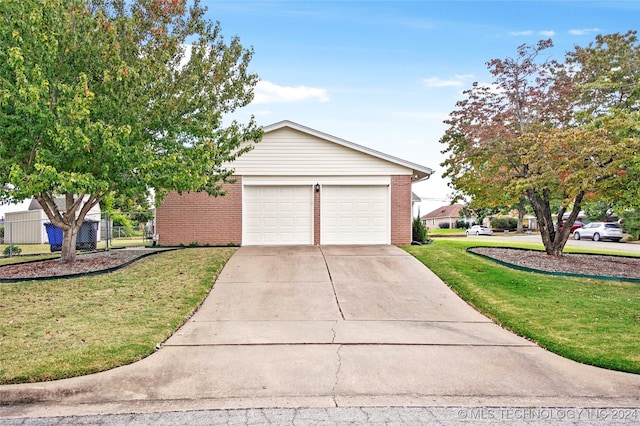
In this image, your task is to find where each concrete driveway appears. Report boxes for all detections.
[1,245,639,418]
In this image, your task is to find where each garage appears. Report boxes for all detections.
[243,185,313,245]
[156,121,434,247]
[321,185,390,244]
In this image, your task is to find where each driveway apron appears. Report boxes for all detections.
[1,245,639,418]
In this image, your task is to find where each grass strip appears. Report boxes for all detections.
[0,248,235,384]
[404,239,640,374]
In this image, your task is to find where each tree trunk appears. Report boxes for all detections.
[517,197,525,233]
[60,223,80,262]
[527,188,584,257]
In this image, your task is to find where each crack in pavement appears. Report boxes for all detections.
[319,247,345,320]
[331,345,343,408]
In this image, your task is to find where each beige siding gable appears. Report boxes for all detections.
[232,127,411,176]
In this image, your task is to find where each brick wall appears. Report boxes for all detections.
[155,175,413,246]
[390,175,412,245]
[155,178,243,246]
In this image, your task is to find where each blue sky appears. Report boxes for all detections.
[206,0,640,214]
[2,1,638,218]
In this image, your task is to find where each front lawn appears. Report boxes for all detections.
[404,239,640,374]
[0,248,235,384]
[427,228,466,236]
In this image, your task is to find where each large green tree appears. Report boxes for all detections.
[567,31,640,210]
[441,35,639,256]
[0,0,261,260]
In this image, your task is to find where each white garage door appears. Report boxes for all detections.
[322,185,389,244]
[244,186,313,245]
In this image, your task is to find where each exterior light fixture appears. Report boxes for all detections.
[315,183,320,193]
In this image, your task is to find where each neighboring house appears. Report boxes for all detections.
[156,120,434,246]
[4,197,101,245]
[421,204,473,229]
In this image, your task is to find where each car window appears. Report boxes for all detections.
[605,223,621,229]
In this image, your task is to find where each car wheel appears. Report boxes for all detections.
[476,231,480,236]
[466,231,470,237]
[593,233,601,242]
[573,232,580,240]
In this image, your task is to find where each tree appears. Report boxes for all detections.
[583,201,615,222]
[412,216,427,243]
[440,36,640,256]
[0,0,261,260]
[567,31,640,210]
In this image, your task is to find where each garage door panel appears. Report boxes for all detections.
[244,186,313,245]
[321,185,389,245]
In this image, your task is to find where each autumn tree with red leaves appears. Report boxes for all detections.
[440,35,640,256]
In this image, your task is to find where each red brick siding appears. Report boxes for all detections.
[156,175,413,246]
[155,178,243,246]
[390,175,412,245]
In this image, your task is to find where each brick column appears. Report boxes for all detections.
[390,175,412,245]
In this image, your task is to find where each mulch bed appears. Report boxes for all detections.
[0,250,154,280]
[469,247,640,280]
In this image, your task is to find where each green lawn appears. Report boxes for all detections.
[427,228,466,236]
[0,248,235,384]
[404,239,640,374]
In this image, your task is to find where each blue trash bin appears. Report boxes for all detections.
[44,221,99,252]
[44,223,63,252]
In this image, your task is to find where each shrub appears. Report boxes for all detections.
[3,245,21,256]
[455,220,469,229]
[490,216,518,231]
[412,217,427,242]
[438,222,450,229]
[110,212,136,237]
[622,211,640,240]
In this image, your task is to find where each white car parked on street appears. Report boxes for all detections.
[573,222,623,242]
[466,225,493,236]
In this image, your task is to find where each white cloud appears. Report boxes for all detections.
[252,80,329,104]
[510,30,556,37]
[422,74,474,88]
[510,30,534,36]
[569,28,601,35]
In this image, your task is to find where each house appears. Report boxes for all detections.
[421,204,472,229]
[156,120,434,246]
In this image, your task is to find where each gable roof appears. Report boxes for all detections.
[421,204,464,219]
[263,120,434,182]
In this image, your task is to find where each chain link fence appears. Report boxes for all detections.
[1,210,155,258]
